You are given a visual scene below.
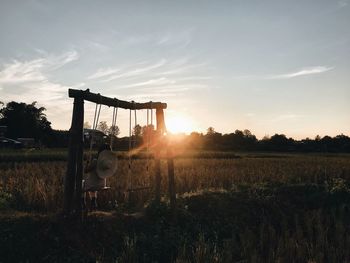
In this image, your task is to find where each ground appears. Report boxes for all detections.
[0,150,350,262]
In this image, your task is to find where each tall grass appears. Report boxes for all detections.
[1,154,350,262]
[0,155,349,211]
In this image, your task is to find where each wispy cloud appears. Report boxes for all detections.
[0,50,79,104]
[88,59,167,83]
[46,51,79,70]
[233,66,334,80]
[338,1,348,8]
[87,67,121,80]
[0,58,47,83]
[0,51,79,84]
[87,55,212,102]
[267,66,334,79]
[156,28,195,48]
[138,84,208,92]
[123,92,179,101]
[118,77,176,89]
[158,63,207,76]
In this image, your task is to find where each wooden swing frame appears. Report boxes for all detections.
[63,88,176,219]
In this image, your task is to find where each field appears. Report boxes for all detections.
[1,150,350,262]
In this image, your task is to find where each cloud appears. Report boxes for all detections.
[0,50,80,105]
[232,66,334,80]
[138,84,208,92]
[0,51,79,84]
[156,28,195,47]
[118,77,176,89]
[46,51,79,70]
[158,63,207,76]
[87,56,212,103]
[103,59,167,82]
[0,59,47,83]
[338,1,348,8]
[267,66,334,79]
[87,67,121,80]
[123,92,179,101]
[89,59,167,83]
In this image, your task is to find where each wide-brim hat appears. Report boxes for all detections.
[96,150,118,179]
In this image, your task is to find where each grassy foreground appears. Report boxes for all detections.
[1,183,350,262]
[0,152,350,262]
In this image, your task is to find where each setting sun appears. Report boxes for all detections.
[166,115,194,134]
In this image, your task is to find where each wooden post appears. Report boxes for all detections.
[63,98,79,215]
[155,108,165,203]
[74,98,84,220]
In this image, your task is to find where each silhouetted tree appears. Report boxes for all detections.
[98,121,109,134]
[133,124,142,137]
[108,125,120,137]
[206,127,215,136]
[267,134,293,151]
[0,101,52,144]
[205,127,222,149]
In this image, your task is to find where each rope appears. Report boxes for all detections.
[110,103,118,149]
[89,100,102,161]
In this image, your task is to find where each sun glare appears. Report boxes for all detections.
[166,115,194,134]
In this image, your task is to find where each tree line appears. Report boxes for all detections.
[185,127,350,153]
[1,101,349,152]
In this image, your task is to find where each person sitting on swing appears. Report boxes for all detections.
[83,143,112,211]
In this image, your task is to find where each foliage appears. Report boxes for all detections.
[188,129,350,153]
[97,121,109,134]
[0,101,52,144]
[133,124,142,137]
[108,124,120,137]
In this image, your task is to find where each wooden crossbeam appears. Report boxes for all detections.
[68,89,167,110]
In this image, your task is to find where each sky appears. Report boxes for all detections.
[0,0,349,139]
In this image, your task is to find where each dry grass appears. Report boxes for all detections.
[1,155,349,211]
[1,153,350,262]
